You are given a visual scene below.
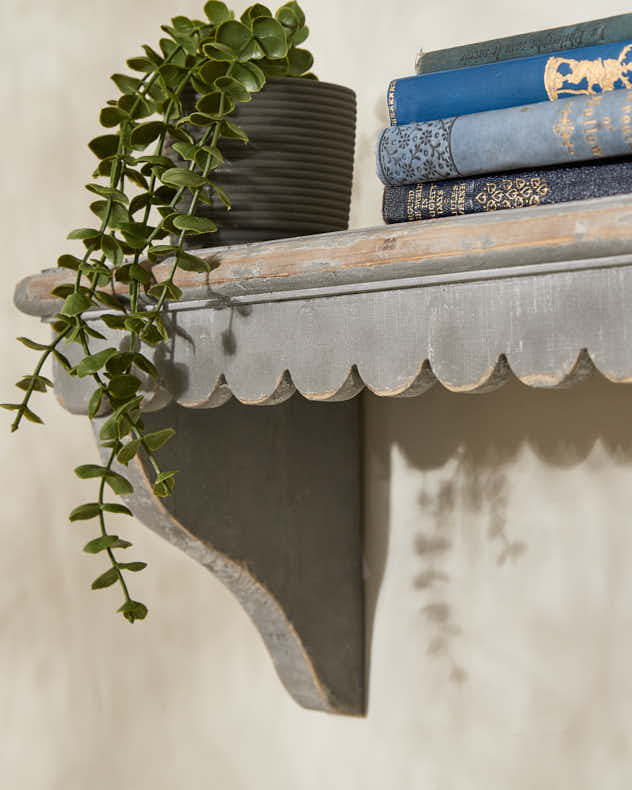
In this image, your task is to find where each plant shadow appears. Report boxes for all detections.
[363,370,632,688]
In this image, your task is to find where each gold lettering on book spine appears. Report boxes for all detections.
[544,43,632,99]
[474,177,549,211]
[554,102,575,155]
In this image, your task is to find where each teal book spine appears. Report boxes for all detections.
[389,39,632,126]
[376,89,632,186]
[415,13,632,74]
[382,158,632,223]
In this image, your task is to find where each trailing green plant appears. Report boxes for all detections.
[3,1,315,623]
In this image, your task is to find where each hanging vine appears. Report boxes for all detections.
[3,0,315,623]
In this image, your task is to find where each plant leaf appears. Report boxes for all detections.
[61,292,92,316]
[104,471,134,495]
[172,214,218,234]
[118,599,148,622]
[69,502,102,521]
[144,428,175,451]
[83,535,121,553]
[75,347,118,377]
[160,168,208,189]
[91,567,120,589]
[118,561,147,572]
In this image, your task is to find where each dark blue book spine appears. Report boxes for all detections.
[415,14,632,74]
[389,39,632,125]
[382,158,632,223]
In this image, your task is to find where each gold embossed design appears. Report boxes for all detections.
[545,43,632,99]
[554,102,575,155]
[474,177,549,211]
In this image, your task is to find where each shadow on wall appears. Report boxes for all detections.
[363,370,632,689]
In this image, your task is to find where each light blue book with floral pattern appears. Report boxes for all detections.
[376,88,632,186]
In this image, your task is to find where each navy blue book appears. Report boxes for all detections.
[382,158,632,223]
[388,39,632,125]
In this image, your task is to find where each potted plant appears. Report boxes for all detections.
[4,0,355,623]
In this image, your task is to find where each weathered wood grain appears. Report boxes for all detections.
[15,195,632,317]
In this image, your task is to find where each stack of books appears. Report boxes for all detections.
[377,14,632,224]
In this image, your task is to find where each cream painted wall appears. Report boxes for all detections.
[2,0,632,787]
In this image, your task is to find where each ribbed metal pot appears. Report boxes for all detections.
[176,77,356,248]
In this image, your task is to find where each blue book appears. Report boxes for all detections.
[377,89,632,186]
[388,39,632,125]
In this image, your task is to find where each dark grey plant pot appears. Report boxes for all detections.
[177,77,356,248]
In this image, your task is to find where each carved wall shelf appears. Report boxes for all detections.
[15,194,632,715]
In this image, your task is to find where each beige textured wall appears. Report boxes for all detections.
[2,0,632,787]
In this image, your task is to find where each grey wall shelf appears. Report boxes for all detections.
[14,194,632,715]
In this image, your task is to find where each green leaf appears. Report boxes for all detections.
[287,46,313,76]
[136,154,173,168]
[220,118,248,141]
[118,92,152,119]
[61,292,92,316]
[53,349,73,371]
[126,56,156,72]
[231,61,265,92]
[104,471,134,495]
[67,227,101,241]
[17,336,49,351]
[172,214,218,234]
[209,181,232,209]
[88,387,104,418]
[105,352,133,376]
[204,0,232,24]
[75,464,109,480]
[75,347,117,377]
[198,60,230,86]
[176,250,212,273]
[215,19,253,56]
[111,73,141,94]
[171,141,198,161]
[130,121,165,147]
[99,106,128,128]
[124,167,149,190]
[152,470,177,497]
[118,599,148,623]
[118,561,147,572]
[214,75,251,102]
[291,25,309,46]
[101,314,127,330]
[88,134,120,160]
[277,1,304,27]
[84,535,121,553]
[253,17,287,58]
[16,374,53,393]
[117,439,142,465]
[85,183,128,205]
[195,90,235,116]
[101,234,123,267]
[91,567,120,590]
[90,200,129,230]
[258,56,289,77]
[94,291,125,311]
[160,168,207,189]
[131,353,158,378]
[69,503,102,521]
[57,254,82,271]
[144,428,175,451]
[108,374,141,400]
[102,502,133,516]
[242,3,272,25]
